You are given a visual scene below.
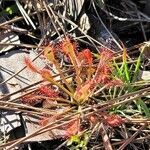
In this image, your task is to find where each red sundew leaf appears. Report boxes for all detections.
[106,79,123,88]
[94,65,111,84]
[94,49,114,85]
[61,37,76,55]
[100,49,114,61]
[39,117,50,126]
[94,49,123,86]
[74,80,94,103]
[42,99,57,109]
[64,119,80,138]
[88,114,98,126]
[44,44,56,62]
[104,114,124,127]
[39,115,63,126]
[102,64,111,74]
[39,69,53,81]
[96,73,110,84]
[21,94,41,105]
[38,85,58,97]
[78,49,93,65]
[24,57,40,73]
[39,116,57,126]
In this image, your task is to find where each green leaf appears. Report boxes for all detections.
[113,60,123,77]
[6,7,13,15]
[137,99,150,118]
[124,63,130,83]
[67,135,80,146]
[122,48,130,83]
[132,51,143,82]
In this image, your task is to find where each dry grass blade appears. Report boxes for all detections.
[111,91,150,109]
[3,108,77,150]
[32,0,45,35]
[125,119,150,124]
[0,43,40,48]
[132,0,147,41]
[118,123,147,150]
[96,135,150,149]
[48,3,66,36]
[99,123,113,150]
[1,87,150,149]
[0,68,72,102]
[92,0,123,51]
[0,80,43,101]
[66,0,85,20]
[43,1,61,38]
[0,10,44,28]
[104,86,150,106]
[15,0,36,29]
[56,13,111,52]
[0,34,46,85]
[0,25,28,33]
[0,1,150,149]
[0,100,56,115]
[0,105,49,116]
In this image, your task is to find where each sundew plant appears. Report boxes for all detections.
[23,37,123,138]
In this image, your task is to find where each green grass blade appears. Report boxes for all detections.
[137,99,150,118]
